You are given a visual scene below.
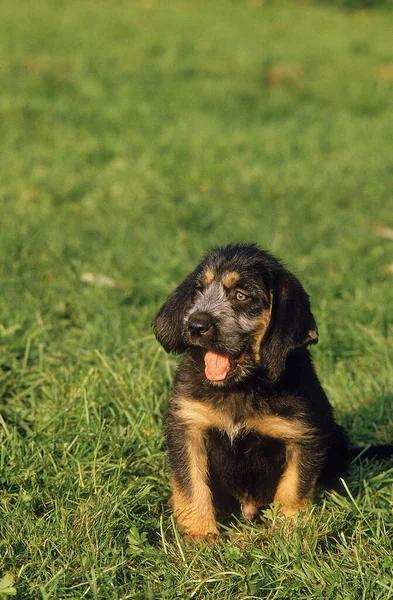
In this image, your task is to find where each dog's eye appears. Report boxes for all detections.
[235,291,249,302]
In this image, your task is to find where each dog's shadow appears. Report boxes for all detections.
[339,392,393,500]
[338,387,391,454]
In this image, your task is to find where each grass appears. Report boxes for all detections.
[1,0,393,597]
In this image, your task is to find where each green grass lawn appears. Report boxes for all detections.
[1,0,393,597]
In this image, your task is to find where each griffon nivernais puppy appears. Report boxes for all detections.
[153,244,393,540]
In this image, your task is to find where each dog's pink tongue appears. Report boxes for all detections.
[204,351,230,381]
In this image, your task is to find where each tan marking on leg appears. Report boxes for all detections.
[273,444,314,516]
[170,423,218,539]
[247,415,316,516]
[171,481,218,539]
[246,415,315,443]
[222,271,240,288]
[253,292,273,362]
[203,269,215,286]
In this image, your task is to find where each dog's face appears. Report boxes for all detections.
[154,244,318,383]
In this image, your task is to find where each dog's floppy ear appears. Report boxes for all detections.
[153,268,200,353]
[259,269,318,381]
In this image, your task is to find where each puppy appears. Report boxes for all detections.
[153,244,392,539]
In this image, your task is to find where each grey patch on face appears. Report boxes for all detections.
[185,282,234,321]
[184,282,249,354]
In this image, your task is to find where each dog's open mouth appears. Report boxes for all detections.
[204,351,234,382]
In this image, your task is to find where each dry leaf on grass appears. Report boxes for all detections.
[80,273,124,288]
[373,225,393,241]
[265,64,304,86]
[384,263,393,274]
[376,65,393,82]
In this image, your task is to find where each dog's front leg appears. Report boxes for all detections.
[273,442,321,516]
[247,415,323,517]
[167,411,218,540]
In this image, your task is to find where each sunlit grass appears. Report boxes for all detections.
[1,0,393,597]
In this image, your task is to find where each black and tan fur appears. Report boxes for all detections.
[153,244,393,539]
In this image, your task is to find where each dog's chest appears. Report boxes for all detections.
[175,394,275,442]
[206,401,261,443]
[210,392,271,441]
[222,420,244,442]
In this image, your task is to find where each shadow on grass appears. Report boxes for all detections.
[321,0,393,9]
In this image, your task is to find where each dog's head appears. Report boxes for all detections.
[153,244,318,383]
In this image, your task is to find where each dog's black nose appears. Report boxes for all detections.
[188,313,213,337]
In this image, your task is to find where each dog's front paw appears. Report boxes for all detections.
[278,499,310,518]
[183,527,219,542]
[177,517,219,541]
